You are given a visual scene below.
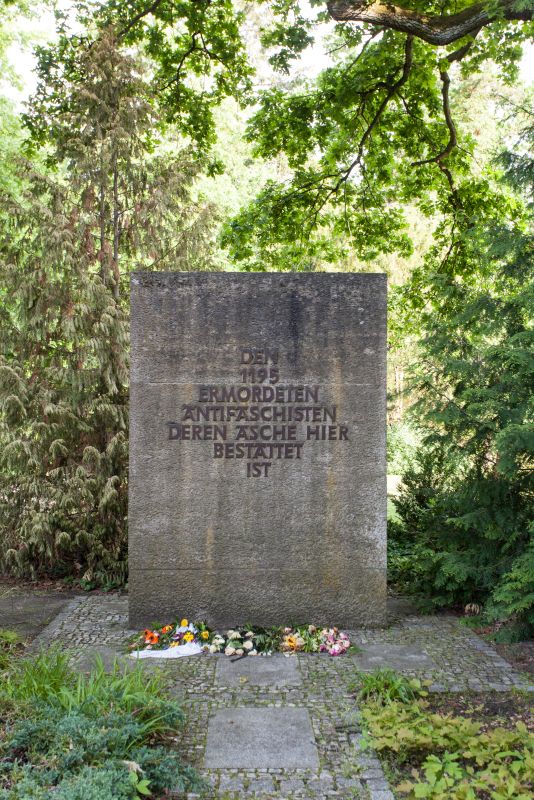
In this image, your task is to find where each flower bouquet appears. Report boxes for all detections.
[130,620,351,659]
[129,619,212,659]
[281,625,351,655]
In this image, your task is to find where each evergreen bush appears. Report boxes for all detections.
[390,115,534,637]
[0,31,217,586]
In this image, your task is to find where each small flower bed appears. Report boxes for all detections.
[130,620,352,657]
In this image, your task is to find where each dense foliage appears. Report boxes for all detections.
[351,669,534,800]
[223,1,534,269]
[0,648,201,798]
[388,110,534,639]
[0,30,217,586]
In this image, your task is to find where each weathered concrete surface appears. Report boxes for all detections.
[0,583,76,641]
[352,643,437,671]
[129,273,387,628]
[216,654,302,687]
[204,707,319,769]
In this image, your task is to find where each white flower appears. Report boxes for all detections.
[245,631,255,639]
[226,629,235,638]
[213,635,225,645]
[243,640,254,651]
[229,631,241,640]
[209,644,218,654]
[249,649,258,656]
[235,649,244,656]
[225,646,236,656]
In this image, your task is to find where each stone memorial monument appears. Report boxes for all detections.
[129,273,386,628]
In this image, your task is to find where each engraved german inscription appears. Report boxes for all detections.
[166,346,349,477]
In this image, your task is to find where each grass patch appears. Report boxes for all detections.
[349,668,430,704]
[349,669,534,799]
[0,630,23,671]
[0,647,202,799]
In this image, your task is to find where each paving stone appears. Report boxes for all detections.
[368,791,395,800]
[216,654,302,687]
[26,593,534,800]
[365,779,392,792]
[0,584,77,642]
[245,777,276,794]
[360,768,385,779]
[351,643,436,671]
[72,645,134,673]
[204,707,319,769]
[218,774,245,792]
[279,778,307,793]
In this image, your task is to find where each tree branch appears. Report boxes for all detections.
[327,0,533,46]
[329,33,414,195]
[118,0,164,39]
[412,69,457,168]
[303,34,414,227]
[446,26,482,62]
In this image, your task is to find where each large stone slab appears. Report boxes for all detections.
[352,644,437,671]
[129,273,387,628]
[0,585,76,641]
[204,707,319,769]
[215,654,302,687]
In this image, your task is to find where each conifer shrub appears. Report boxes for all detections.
[0,31,218,587]
[0,650,202,799]
[389,112,534,639]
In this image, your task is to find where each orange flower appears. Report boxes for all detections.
[161,625,173,634]
[145,631,159,645]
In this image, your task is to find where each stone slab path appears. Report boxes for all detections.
[0,583,76,641]
[13,594,534,800]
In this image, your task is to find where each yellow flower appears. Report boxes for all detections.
[183,632,194,642]
[180,618,188,627]
[170,642,180,648]
[201,631,209,640]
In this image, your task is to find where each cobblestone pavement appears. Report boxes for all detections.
[28,595,533,800]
